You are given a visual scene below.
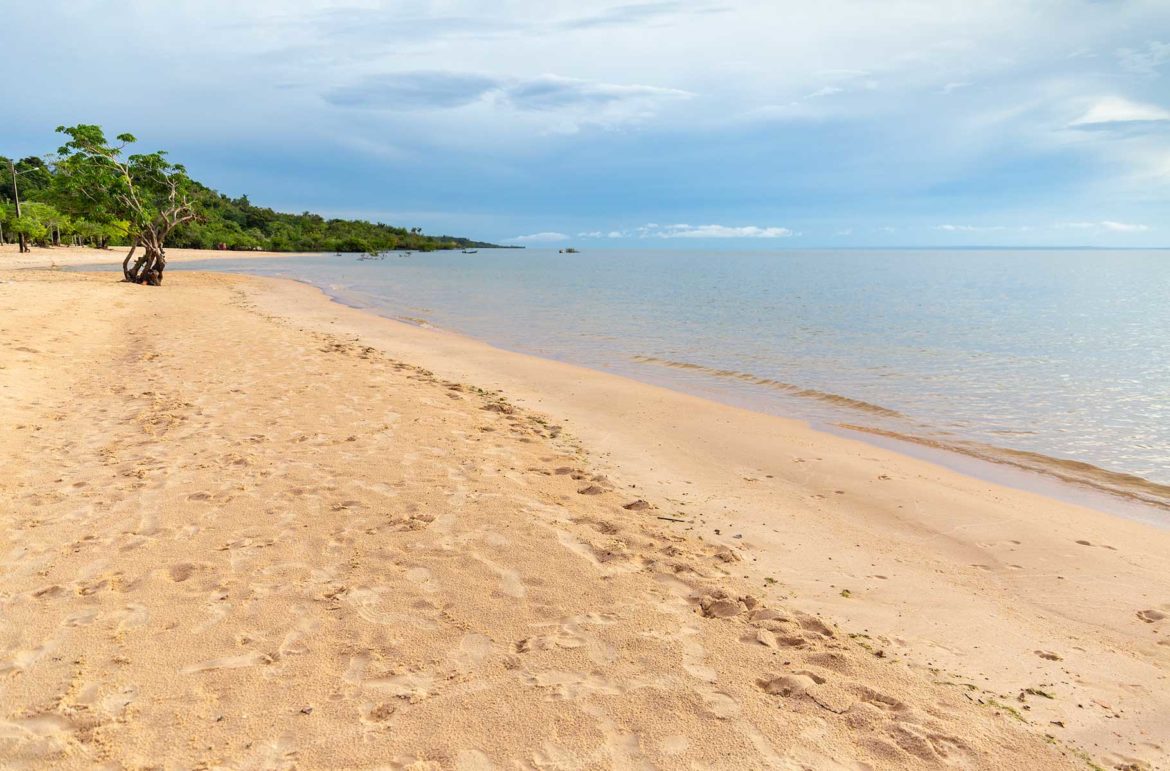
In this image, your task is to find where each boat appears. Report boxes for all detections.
[461,249,479,254]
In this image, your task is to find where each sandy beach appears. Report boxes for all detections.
[2,247,1167,769]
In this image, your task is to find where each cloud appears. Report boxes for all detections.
[1117,41,1170,76]
[1057,221,1150,233]
[807,86,844,98]
[325,71,689,125]
[1102,220,1150,232]
[556,2,729,31]
[581,229,630,238]
[325,71,498,110]
[637,223,793,238]
[1069,97,1170,129]
[7,1,1170,248]
[509,231,569,242]
[502,76,691,112]
[934,224,1009,232]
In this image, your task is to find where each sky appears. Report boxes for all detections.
[2,0,1169,247]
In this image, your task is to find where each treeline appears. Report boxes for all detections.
[171,183,498,253]
[1,153,499,254]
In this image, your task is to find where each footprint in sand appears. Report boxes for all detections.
[0,642,57,675]
[757,671,825,697]
[471,553,527,598]
[1137,609,1166,623]
[405,566,437,590]
[702,690,741,719]
[167,562,201,582]
[521,670,636,700]
[448,633,494,672]
[182,650,268,674]
[115,603,150,634]
[455,749,496,770]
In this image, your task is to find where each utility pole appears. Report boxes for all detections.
[8,158,27,253]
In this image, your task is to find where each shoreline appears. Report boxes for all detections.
[225,254,1170,526]
[24,244,1170,524]
[0,266,1083,769]
[12,245,1170,522]
[4,247,1170,767]
[244,270,1170,768]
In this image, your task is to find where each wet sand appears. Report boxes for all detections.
[1,246,1167,769]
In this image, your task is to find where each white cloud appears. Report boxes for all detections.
[5,0,1169,246]
[1118,41,1170,76]
[1056,221,1150,233]
[509,231,569,242]
[807,86,844,98]
[934,224,1009,232]
[1069,97,1170,129]
[1101,221,1150,232]
[325,71,691,132]
[636,223,793,238]
[502,76,691,112]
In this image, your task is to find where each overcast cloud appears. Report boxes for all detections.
[3,0,1168,246]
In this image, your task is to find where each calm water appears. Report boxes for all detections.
[160,248,1170,506]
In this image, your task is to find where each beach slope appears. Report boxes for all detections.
[0,267,1080,768]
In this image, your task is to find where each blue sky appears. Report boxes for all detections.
[3,0,1169,247]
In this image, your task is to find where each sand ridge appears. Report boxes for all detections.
[0,268,1080,768]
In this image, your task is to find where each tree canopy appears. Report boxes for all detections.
[1,125,501,259]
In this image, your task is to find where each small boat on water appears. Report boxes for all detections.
[559,247,580,254]
[462,249,479,254]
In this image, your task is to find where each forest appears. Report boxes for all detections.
[2,126,501,279]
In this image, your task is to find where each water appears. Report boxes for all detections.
[152,248,1170,508]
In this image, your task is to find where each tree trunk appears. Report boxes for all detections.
[122,241,138,281]
[8,159,29,253]
[123,236,166,285]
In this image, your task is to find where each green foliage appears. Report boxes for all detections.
[3,126,500,253]
[0,201,63,245]
[167,182,498,252]
[0,156,52,202]
[53,124,196,247]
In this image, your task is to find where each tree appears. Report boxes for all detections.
[54,124,199,285]
[17,202,66,246]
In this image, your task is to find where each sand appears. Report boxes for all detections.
[0,246,299,271]
[1,246,1166,769]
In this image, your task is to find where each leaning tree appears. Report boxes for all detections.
[54,125,198,285]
